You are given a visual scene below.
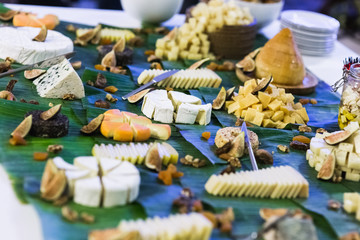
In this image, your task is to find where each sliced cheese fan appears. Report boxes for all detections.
[205,165,309,199]
[92,142,179,166]
[137,69,222,89]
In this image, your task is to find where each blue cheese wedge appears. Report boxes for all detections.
[0,27,73,65]
[33,58,85,99]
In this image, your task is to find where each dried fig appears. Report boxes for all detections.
[317,153,335,180]
[24,69,46,80]
[81,114,104,134]
[11,115,32,138]
[127,88,152,103]
[212,86,226,110]
[40,104,62,121]
[236,55,255,72]
[94,73,107,89]
[145,143,162,172]
[33,25,48,42]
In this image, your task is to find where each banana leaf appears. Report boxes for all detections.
[0,4,359,239]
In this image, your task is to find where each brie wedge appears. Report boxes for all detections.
[74,176,102,207]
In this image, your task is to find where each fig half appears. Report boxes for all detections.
[227,132,245,158]
[128,88,152,103]
[40,104,62,121]
[81,114,104,134]
[11,114,32,138]
[317,153,335,180]
[212,86,226,110]
[33,25,48,42]
[24,69,46,80]
[252,76,273,94]
[145,143,162,172]
[188,58,210,70]
[236,56,255,72]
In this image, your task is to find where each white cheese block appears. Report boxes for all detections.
[168,91,201,110]
[102,176,128,207]
[0,27,73,65]
[107,174,141,203]
[33,58,85,99]
[175,103,199,124]
[194,103,212,125]
[142,90,174,123]
[65,169,91,196]
[74,156,99,177]
[153,99,174,123]
[74,176,102,207]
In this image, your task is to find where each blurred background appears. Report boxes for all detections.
[2,0,360,52]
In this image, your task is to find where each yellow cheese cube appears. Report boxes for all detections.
[179,38,189,50]
[179,51,189,59]
[284,115,295,124]
[238,94,259,109]
[251,111,265,126]
[262,119,277,128]
[228,101,240,114]
[238,86,244,95]
[262,110,274,119]
[258,91,272,109]
[166,40,176,49]
[271,111,284,122]
[201,46,209,55]
[244,79,257,96]
[156,38,166,49]
[241,110,247,118]
[189,45,200,54]
[244,108,257,122]
[296,107,309,122]
[225,101,234,109]
[279,88,286,95]
[155,49,164,58]
[187,53,202,60]
[286,93,295,103]
[276,121,288,129]
[232,95,242,102]
[267,99,282,111]
[191,37,201,46]
[294,102,303,110]
[234,109,242,118]
[167,51,178,61]
[291,112,305,124]
[252,104,263,112]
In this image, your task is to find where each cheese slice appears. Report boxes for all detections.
[0,27,73,65]
[74,176,102,207]
[65,169,91,196]
[74,156,99,177]
[107,161,139,177]
[33,58,85,99]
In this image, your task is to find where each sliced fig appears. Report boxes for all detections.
[24,69,46,80]
[324,131,352,145]
[0,90,15,101]
[101,50,116,67]
[212,86,226,110]
[32,25,48,42]
[188,58,210,70]
[81,114,104,134]
[226,86,235,100]
[0,10,18,21]
[40,159,58,193]
[248,47,262,59]
[113,37,125,53]
[317,153,335,180]
[128,88,152,103]
[11,115,32,138]
[235,68,251,83]
[252,76,273,94]
[40,104,62,121]
[145,143,162,172]
[227,132,245,158]
[71,61,82,70]
[41,170,67,201]
[236,56,255,72]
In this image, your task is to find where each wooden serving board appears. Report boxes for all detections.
[273,71,318,95]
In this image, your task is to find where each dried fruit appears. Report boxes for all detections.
[94,100,110,109]
[87,80,95,86]
[113,37,125,53]
[24,69,46,80]
[63,94,76,100]
[340,232,360,240]
[11,115,32,138]
[94,73,107,89]
[317,153,335,180]
[41,161,67,201]
[145,143,162,172]
[106,93,118,103]
[81,212,95,224]
[226,86,235,99]
[128,36,144,47]
[5,79,17,92]
[147,54,161,63]
[277,144,289,153]
[29,100,39,105]
[32,25,48,42]
[104,86,118,93]
[109,66,126,74]
[180,155,206,168]
[158,164,183,185]
[127,88,152,103]
[94,64,106,71]
[255,149,273,164]
[251,76,272,94]
[0,90,15,101]
[236,55,255,72]
[47,144,63,153]
[9,133,27,146]
[327,200,341,210]
[188,58,210,70]
[81,114,104,134]
[53,195,69,206]
[290,140,309,151]
[259,208,288,221]
[299,98,310,105]
[310,99,318,104]
[33,152,49,161]
[150,62,163,70]
[217,207,235,233]
[61,206,78,222]
[66,24,76,32]
[0,10,18,21]
[292,135,311,144]
[299,124,312,132]
[248,47,262,59]
[101,50,116,67]
[316,128,327,134]
[212,86,226,110]
[227,133,245,158]
[215,141,232,156]
[228,157,241,168]
[202,131,211,140]
[325,130,352,145]
[40,104,62,121]
[235,68,251,82]
[220,165,236,175]
[0,61,11,73]
[71,61,82,70]
[144,50,155,56]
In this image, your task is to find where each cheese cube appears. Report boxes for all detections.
[228,101,240,114]
[179,51,189,59]
[339,143,354,152]
[296,107,309,122]
[155,49,164,58]
[262,119,277,128]
[271,111,284,122]
[262,110,274,119]
[291,112,305,124]
[191,37,201,46]
[283,115,295,124]
[238,94,259,109]
[241,110,247,119]
[251,111,264,126]
[346,172,360,182]
[187,53,202,60]
[344,193,359,213]
[238,86,244,95]
[348,152,360,170]
[244,79,257,95]
[335,149,349,166]
[252,104,263,112]
[285,93,295,103]
[244,108,257,122]
[189,45,200,54]
[267,99,282,111]
[156,39,166,49]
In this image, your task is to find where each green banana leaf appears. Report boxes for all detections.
[0,3,359,239]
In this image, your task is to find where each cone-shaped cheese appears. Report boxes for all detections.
[255,28,305,86]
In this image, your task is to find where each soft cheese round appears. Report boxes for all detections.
[0,27,73,64]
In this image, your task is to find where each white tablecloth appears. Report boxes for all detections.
[1,4,358,240]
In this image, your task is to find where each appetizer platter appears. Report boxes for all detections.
[0,1,359,240]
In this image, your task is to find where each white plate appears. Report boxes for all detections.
[281,10,340,34]
[280,21,338,38]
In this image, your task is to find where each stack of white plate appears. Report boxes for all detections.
[280,10,340,56]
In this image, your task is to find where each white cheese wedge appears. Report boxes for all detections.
[168,91,201,110]
[65,169,91,196]
[98,157,121,176]
[53,156,78,171]
[74,156,99,177]
[33,58,85,99]
[102,176,128,207]
[194,103,212,125]
[142,90,174,123]
[0,27,73,65]
[153,100,174,123]
[107,175,140,203]
[74,176,102,207]
[107,161,139,177]
[175,103,199,124]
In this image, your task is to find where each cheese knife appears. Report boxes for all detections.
[0,51,76,78]
[122,69,180,100]
[241,122,258,171]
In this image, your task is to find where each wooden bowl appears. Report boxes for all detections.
[208,20,257,59]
